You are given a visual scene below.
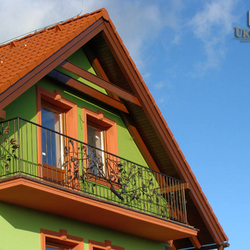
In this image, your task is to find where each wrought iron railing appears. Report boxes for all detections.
[0,117,187,224]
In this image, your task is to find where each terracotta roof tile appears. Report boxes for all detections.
[0,8,109,93]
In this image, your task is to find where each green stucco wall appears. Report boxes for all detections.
[1,48,169,229]
[57,48,107,94]
[3,49,147,167]
[4,85,37,123]
[0,203,169,250]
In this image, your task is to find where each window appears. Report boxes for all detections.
[41,104,65,168]
[87,124,105,152]
[37,86,77,184]
[40,229,83,250]
[82,107,118,178]
[87,123,106,175]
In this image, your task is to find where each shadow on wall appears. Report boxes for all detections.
[0,202,169,250]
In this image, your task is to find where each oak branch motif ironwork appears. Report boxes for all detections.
[62,139,168,218]
[0,126,19,170]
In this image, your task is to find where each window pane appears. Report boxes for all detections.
[87,125,104,149]
[41,108,63,168]
[87,124,105,175]
[87,125,96,147]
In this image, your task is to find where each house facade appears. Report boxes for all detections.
[0,8,228,250]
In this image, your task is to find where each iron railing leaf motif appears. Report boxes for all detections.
[0,125,19,170]
[0,118,187,224]
[64,140,171,219]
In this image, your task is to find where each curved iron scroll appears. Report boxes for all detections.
[63,140,168,218]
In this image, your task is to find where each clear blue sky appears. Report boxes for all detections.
[1,1,248,249]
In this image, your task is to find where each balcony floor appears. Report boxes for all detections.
[0,175,197,242]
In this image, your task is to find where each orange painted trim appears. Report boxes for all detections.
[82,107,118,157]
[36,86,78,178]
[88,240,124,250]
[36,85,78,137]
[40,228,84,250]
[0,177,198,242]
[189,236,201,249]
[54,90,62,101]
[42,163,65,184]
[166,240,176,250]
[48,70,129,114]
[83,46,120,102]
[59,61,141,107]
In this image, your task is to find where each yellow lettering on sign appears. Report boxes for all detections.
[243,28,250,37]
[235,27,242,37]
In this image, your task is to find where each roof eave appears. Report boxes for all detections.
[100,20,228,245]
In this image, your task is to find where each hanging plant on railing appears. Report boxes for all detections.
[0,126,19,170]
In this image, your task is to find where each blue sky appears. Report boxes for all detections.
[1,1,249,249]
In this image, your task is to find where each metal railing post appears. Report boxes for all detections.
[17,117,21,175]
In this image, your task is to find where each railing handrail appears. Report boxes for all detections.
[0,116,188,224]
[0,117,184,183]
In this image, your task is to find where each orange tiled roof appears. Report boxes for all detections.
[0,8,109,93]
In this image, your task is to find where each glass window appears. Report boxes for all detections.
[87,124,104,150]
[82,108,118,180]
[41,228,83,250]
[41,107,63,168]
[87,123,105,175]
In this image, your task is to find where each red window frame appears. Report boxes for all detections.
[36,86,78,183]
[82,107,119,186]
[40,229,83,250]
[82,107,118,156]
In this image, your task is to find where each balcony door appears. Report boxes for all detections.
[37,86,78,185]
[41,107,64,168]
[87,123,106,175]
[82,108,118,182]
[41,104,65,183]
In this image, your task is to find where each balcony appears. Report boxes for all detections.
[0,117,196,242]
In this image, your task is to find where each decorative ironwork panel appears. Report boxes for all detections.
[0,117,187,224]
